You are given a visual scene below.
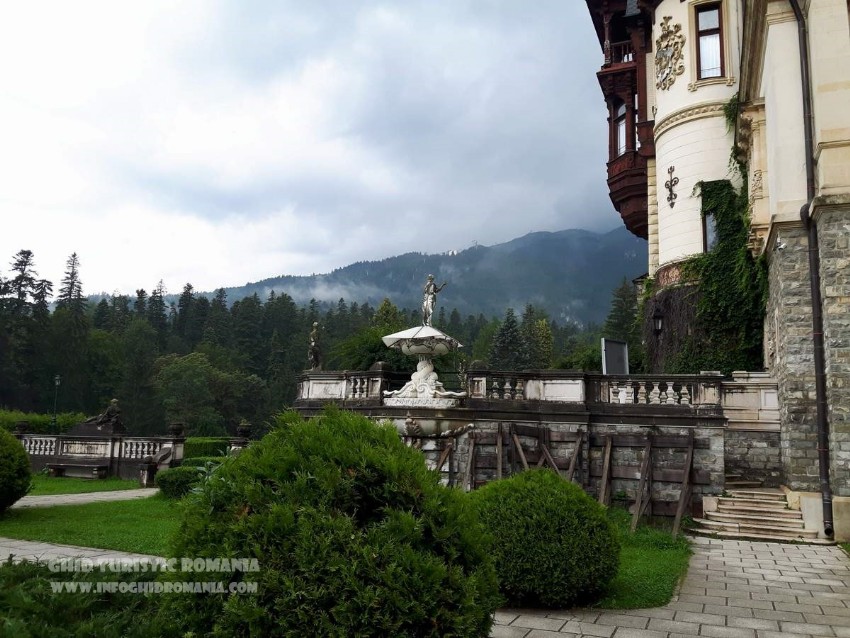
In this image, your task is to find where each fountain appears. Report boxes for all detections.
[382,275,467,408]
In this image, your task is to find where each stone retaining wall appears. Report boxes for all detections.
[724,430,782,487]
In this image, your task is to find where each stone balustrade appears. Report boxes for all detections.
[586,373,723,407]
[16,432,185,481]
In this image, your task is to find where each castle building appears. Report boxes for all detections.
[584,0,850,535]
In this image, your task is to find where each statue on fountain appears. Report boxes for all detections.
[421,275,447,327]
[382,274,466,405]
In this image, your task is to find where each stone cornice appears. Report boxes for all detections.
[811,193,850,223]
[654,101,727,139]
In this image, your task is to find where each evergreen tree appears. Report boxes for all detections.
[603,278,638,341]
[56,253,86,315]
[133,289,148,317]
[119,319,163,434]
[489,308,528,370]
[147,281,168,348]
[93,299,110,329]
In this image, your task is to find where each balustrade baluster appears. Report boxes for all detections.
[637,381,647,404]
[504,380,513,400]
[649,382,661,404]
[667,382,678,404]
[491,381,500,399]
[680,383,691,405]
[515,379,525,400]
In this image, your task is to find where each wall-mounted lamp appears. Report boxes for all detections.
[774,236,787,252]
[652,308,664,337]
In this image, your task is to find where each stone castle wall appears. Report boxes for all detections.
[766,224,820,491]
[817,206,850,496]
[724,430,782,487]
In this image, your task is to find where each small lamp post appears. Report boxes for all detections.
[652,308,664,337]
[52,374,61,427]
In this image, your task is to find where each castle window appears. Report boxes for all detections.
[615,103,627,156]
[703,211,718,252]
[697,4,723,79]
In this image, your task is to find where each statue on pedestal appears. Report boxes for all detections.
[421,274,447,327]
[307,322,322,371]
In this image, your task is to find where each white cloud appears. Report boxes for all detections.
[0,0,615,296]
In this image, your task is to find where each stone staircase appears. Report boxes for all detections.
[689,486,833,544]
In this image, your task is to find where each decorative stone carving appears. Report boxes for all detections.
[655,17,686,91]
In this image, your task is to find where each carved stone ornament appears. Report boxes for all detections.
[655,16,686,91]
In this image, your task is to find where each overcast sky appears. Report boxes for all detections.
[0,1,614,296]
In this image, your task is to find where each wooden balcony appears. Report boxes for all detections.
[607,151,648,239]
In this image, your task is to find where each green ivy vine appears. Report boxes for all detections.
[645,177,768,375]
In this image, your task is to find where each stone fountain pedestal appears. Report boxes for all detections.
[382,325,466,409]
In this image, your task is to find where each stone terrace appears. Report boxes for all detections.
[492,537,850,638]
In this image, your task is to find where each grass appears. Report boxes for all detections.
[28,475,139,496]
[595,508,693,609]
[841,543,849,556]
[0,495,180,556]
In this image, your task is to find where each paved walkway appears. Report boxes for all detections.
[1,529,848,636]
[492,536,850,637]
[13,488,158,509]
[0,537,163,565]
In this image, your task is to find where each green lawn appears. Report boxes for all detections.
[595,508,693,609]
[841,543,849,556]
[0,495,180,556]
[28,475,139,496]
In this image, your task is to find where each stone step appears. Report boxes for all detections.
[706,511,805,528]
[693,518,818,538]
[716,503,800,518]
[725,474,742,480]
[717,496,790,509]
[687,528,834,545]
[725,480,763,489]
[726,490,786,501]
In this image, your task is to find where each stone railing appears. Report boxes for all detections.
[17,432,185,481]
[298,369,406,402]
[586,373,723,407]
[21,436,57,456]
[466,371,585,403]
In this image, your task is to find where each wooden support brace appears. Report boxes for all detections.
[567,430,584,482]
[540,445,559,474]
[496,424,503,480]
[436,440,453,472]
[673,431,695,537]
[511,431,529,470]
[631,437,653,532]
[465,435,477,491]
[599,435,613,506]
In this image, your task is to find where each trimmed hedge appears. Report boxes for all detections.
[154,408,500,637]
[183,437,229,458]
[469,469,620,608]
[0,429,32,512]
[0,410,88,435]
[154,466,204,499]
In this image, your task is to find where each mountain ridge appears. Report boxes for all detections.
[206,225,646,326]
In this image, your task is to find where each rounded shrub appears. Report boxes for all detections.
[0,429,32,512]
[155,408,500,637]
[154,466,203,499]
[469,469,619,608]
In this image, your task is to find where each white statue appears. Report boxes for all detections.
[421,274,447,326]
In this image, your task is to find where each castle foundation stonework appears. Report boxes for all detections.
[766,224,819,491]
[816,204,850,496]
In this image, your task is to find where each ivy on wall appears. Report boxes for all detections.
[644,179,768,375]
